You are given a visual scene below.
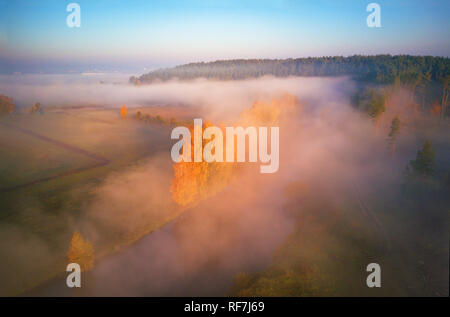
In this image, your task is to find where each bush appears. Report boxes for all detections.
[0,95,15,116]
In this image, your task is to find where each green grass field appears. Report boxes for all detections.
[0,107,182,295]
[0,125,95,189]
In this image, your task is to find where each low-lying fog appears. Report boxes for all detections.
[1,74,448,296]
[0,74,354,120]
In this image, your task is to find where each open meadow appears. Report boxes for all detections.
[0,105,195,295]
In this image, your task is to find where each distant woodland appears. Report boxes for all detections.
[130,55,447,84]
[130,55,449,116]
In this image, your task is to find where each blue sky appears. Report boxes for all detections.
[0,0,449,73]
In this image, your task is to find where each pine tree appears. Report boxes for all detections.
[407,140,436,178]
[387,116,401,155]
[367,90,386,121]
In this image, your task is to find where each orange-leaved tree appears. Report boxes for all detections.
[120,105,127,118]
[67,231,94,271]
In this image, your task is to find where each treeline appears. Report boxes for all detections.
[0,96,45,116]
[130,55,449,85]
[131,55,449,117]
[133,110,186,126]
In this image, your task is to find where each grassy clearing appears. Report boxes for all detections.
[0,125,95,188]
[0,107,182,296]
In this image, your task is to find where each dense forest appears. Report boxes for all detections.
[131,55,449,84]
[130,55,449,116]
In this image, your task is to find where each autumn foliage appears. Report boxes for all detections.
[0,94,15,116]
[240,94,298,126]
[67,231,94,271]
[170,94,299,207]
[170,122,234,206]
[120,105,127,118]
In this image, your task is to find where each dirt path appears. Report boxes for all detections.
[351,180,391,254]
[0,122,110,193]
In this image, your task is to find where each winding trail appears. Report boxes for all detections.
[0,122,110,193]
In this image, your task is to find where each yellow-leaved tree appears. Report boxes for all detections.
[67,231,94,271]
